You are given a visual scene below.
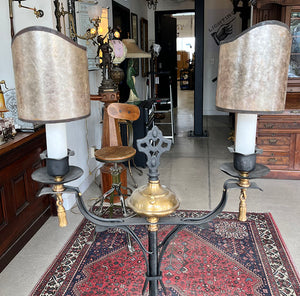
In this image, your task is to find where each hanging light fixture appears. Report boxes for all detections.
[146,0,158,10]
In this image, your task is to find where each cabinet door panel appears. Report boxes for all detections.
[0,186,7,231]
[11,173,29,216]
[294,133,300,169]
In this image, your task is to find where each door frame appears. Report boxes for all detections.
[154,3,205,136]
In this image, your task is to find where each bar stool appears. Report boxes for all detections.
[93,103,140,251]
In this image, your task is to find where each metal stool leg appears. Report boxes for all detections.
[116,185,135,253]
[93,162,135,252]
[132,159,143,176]
[128,160,138,188]
[93,187,115,216]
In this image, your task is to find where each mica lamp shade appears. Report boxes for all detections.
[11,26,90,123]
[215,21,292,114]
[122,39,151,58]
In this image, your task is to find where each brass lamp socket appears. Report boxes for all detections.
[238,172,250,188]
[52,183,65,193]
[52,176,65,192]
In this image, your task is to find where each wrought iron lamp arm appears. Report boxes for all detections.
[72,186,124,225]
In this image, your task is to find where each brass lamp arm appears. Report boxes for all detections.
[69,13,98,41]
[18,1,44,18]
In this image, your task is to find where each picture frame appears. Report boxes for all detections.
[131,13,139,76]
[131,13,138,42]
[112,1,130,40]
[140,18,149,77]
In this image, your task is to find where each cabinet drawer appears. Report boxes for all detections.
[256,151,290,167]
[257,121,300,130]
[256,133,290,147]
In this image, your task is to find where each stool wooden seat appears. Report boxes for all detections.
[95,146,136,163]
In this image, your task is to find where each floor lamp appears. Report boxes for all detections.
[11,21,292,296]
[216,20,292,221]
[12,26,90,226]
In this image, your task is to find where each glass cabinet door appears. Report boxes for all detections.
[287,7,300,79]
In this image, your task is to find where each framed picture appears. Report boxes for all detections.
[140,18,149,77]
[112,1,130,40]
[131,13,138,42]
[131,13,139,76]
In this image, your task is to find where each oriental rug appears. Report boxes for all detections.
[30,211,300,296]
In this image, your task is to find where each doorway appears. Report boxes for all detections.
[155,9,196,133]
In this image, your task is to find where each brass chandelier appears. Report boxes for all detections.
[146,0,158,10]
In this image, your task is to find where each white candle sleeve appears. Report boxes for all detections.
[46,123,68,159]
[235,113,257,155]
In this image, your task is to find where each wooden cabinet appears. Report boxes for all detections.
[253,1,300,179]
[0,128,51,272]
[256,94,300,179]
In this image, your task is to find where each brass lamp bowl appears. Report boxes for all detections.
[127,180,180,218]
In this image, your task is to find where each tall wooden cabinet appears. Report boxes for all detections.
[253,1,300,179]
[0,128,51,271]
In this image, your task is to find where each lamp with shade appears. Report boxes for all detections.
[11,26,90,226]
[122,38,151,103]
[216,20,292,221]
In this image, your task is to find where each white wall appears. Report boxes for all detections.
[204,0,242,115]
